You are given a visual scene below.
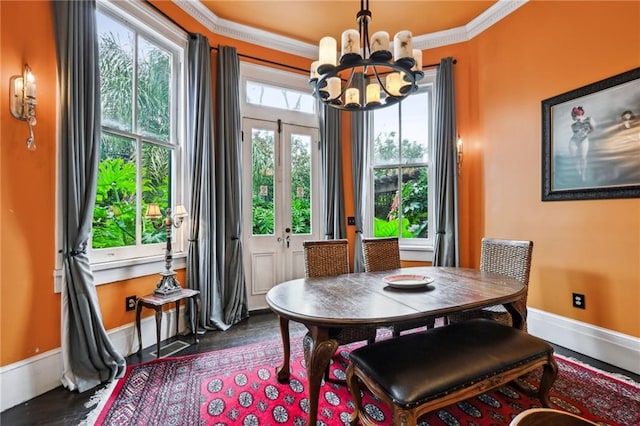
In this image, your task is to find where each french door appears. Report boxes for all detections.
[242,118,320,310]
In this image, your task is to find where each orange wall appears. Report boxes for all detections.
[1,0,638,368]
[2,1,60,365]
[470,1,639,336]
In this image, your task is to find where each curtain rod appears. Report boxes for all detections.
[142,1,454,75]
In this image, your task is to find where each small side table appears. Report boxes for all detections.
[136,288,200,358]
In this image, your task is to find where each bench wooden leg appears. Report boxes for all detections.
[510,354,558,407]
[538,354,558,407]
[345,363,362,426]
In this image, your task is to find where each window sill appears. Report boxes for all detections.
[53,253,187,293]
[400,244,433,262]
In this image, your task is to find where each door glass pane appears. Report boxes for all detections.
[93,132,137,248]
[401,92,429,164]
[251,128,275,235]
[137,37,171,142]
[97,13,133,132]
[142,143,171,244]
[290,133,312,235]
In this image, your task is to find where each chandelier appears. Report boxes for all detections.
[309,0,423,111]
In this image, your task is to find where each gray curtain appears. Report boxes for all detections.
[215,46,249,326]
[319,104,346,239]
[432,57,460,266]
[186,34,222,331]
[351,108,368,272]
[52,0,125,392]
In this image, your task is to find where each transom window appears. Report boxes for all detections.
[370,82,433,248]
[245,80,316,114]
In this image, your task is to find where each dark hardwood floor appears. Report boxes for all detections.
[1,311,638,426]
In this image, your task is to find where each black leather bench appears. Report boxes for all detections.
[346,318,558,426]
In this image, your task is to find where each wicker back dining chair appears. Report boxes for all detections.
[361,237,440,337]
[303,239,378,383]
[362,237,401,272]
[449,237,534,330]
[303,239,351,277]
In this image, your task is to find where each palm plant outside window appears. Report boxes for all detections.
[372,87,430,239]
[92,10,182,258]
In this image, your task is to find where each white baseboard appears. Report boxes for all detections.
[2,308,639,412]
[0,308,187,412]
[528,308,640,375]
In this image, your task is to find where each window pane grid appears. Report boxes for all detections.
[94,7,180,258]
[371,87,431,240]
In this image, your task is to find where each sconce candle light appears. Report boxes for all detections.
[145,203,188,296]
[10,64,37,151]
[457,136,463,173]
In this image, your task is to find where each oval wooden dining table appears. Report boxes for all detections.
[266,266,527,426]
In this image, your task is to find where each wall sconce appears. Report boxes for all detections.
[456,136,463,173]
[145,203,189,296]
[10,64,37,151]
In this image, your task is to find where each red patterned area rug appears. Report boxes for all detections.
[93,336,640,426]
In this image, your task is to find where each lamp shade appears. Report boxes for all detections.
[145,203,162,218]
[173,204,188,217]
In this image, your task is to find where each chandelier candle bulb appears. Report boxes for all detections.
[370,31,389,54]
[345,88,360,107]
[412,49,422,72]
[393,31,413,61]
[310,61,320,81]
[386,72,402,96]
[318,36,337,69]
[366,83,381,105]
[325,76,341,100]
[341,29,360,57]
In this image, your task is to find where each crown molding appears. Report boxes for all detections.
[466,0,528,40]
[172,0,317,58]
[173,0,527,59]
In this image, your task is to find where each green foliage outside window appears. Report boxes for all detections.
[251,130,275,235]
[373,130,428,238]
[290,135,311,234]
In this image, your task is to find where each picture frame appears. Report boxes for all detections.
[541,67,640,201]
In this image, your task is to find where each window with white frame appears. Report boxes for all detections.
[91,2,186,265]
[369,76,434,255]
[53,1,187,290]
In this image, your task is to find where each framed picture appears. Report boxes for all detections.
[542,67,640,201]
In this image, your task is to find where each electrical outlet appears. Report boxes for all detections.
[125,295,138,311]
[572,293,585,309]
